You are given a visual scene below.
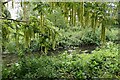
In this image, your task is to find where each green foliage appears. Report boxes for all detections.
[1,4,11,18]
[46,7,67,28]
[2,43,120,79]
[86,42,119,78]
[1,2,120,80]
[58,27,83,46]
[2,20,12,52]
[106,28,118,41]
[58,27,118,47]
[6,41,16,53]
[2,16,60,54]
[2,2,119,54]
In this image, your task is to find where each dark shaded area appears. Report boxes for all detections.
[2,44,98,67]
[48,43,98,56]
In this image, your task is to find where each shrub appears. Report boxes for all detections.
[58,27,95,47]
[58,27,118,47]
[2,43,120,80]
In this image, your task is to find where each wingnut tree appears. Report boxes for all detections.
[118,1,120,45]
[1,1,118,53]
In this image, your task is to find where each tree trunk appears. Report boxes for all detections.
[101,22,106,45]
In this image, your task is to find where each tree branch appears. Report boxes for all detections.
[3,0,12,5]
[0,18,28,22]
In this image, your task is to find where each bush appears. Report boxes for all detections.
[106,28,118,41]
[2,43,120,80]
[58,27,118,47]
[59,27,100,46]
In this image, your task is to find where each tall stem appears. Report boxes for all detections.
[101,22,106,45]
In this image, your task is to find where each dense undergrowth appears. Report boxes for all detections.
[2,42,120,80]
[4,25,118,54]
[2,2,119,54]
[58,27,118,47]
[1,2,120,80]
